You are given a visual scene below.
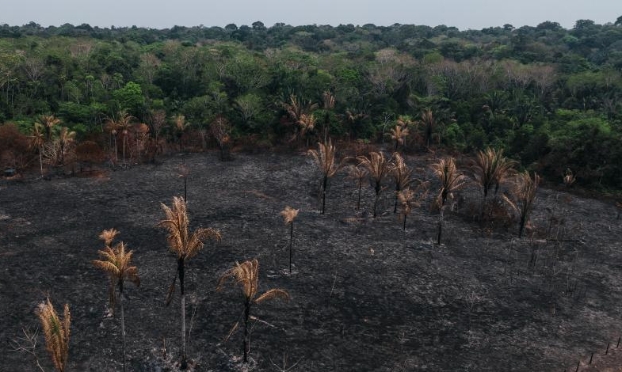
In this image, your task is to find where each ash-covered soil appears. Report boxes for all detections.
[1,150,621,372]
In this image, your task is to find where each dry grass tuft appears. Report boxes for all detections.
[37,298,70,372]
[280,206,299,225]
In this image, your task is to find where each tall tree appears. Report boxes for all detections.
[431,157,466,244]
[308,140,344,214]
[92,230,140,372]
[390,153,413,213]
[280,206,299,274]
[358,152,390,218]
[158,196,221,369]
[217,259,290,364]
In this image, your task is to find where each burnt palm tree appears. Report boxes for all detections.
[29,123,45,177]
[503,171,540,238]
[471,148,515,216]
[431,157,466,244]
[92,230,140,372]
[217,259,290,364]
[36,114,61,141]
[106,111,135,166]
[347,165,368,210]
[158,196,222,369]
[390,153,413,213]
[308,140,344,214]
[420,109,437,148]
[173,114,190,151]
[389,120,410,152]
[357,152,390,218]
[280,206,299,274]
[57,127,76,167]
[178,163,190,201]
[398,182,430,231]
[36,298,70,372]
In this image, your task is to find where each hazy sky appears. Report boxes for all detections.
[2,0,620,30]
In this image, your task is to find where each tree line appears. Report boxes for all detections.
[1,18,621,188]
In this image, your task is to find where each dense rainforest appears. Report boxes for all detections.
[1,18,622,189]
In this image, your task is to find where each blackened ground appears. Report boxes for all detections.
[1,150,621,371]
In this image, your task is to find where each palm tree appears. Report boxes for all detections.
[357,152,390,218]
[282,94,318,144]
[347,165,368,210]
[280,206,299,274]
[217,259,290,364]
[57,127,76,167]
[420,109,437,148]
[173,114,190,151]
[36,114,61,141]
[398,182,430,231]
[158,196,221,368]
[106,111,135,166]
[390,153,413,213]
[36,298,70,372]
[29,123,45,177]
[431,157,467,244]
[178,163,190,201]
[503,171,540,238]
[389,119,410,152]
[471,148,515,216]
[308,140,344,214]
[92,230,140,372]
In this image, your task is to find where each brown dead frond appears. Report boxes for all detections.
[158,196,222,260]
[389,125,410,151]
[357,151,390,188]
[280,206,299,225]
[390,153,413,192]
[308,140,343,179]
[37,299,70,372]
[93,241,140,309]
[322,91,336,110]
[217,259,290,304]
[431,156,467,207]
[98,228,119,247]
[398,181,430,219]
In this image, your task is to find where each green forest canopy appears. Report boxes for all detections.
[0,19,621,188]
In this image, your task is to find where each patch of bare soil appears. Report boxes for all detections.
[1,150,622,371]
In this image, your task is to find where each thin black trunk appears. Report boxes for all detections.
[243,300,251,363]
[178,258,188,370]
[356,183,362,210]
[119,280,127,372]
[289,222,294,274]
[183,178,187,202]
[403,214,407,231]
[394,185,399,213]
[373,181,381,218]
[321,176,328,214]
[518,215,526,238]
[437,207,444,245]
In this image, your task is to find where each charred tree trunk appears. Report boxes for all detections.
[119,280,127,372]
[243,299,251,363]
[289,222,294,273]
[321,175,328,214]
[178,258,188,370]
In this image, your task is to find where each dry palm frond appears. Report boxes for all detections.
[255,288,291,304]
[347,164,368,184]
[93,241,140,309]
[106,111,135,134]
[358,151,390,190]
[398,181,430,229]
[30,123,45,150]
[158,196,222,260]
[280,206,299,225]
[390,153,413,191]
[431,156,467,207]
[37,299,70,372]
[98,228,119,247]
[173,114,189,133]
[308,140,342,179]
[217,259,290,304]
[298,113,316,137]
